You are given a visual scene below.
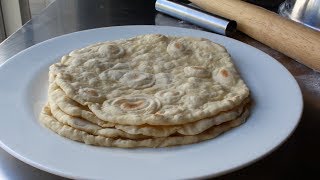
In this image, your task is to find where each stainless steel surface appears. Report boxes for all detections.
[279,0,320,31]
[155,0,236,36]
[0,0,319,179]
[19,0,32,24]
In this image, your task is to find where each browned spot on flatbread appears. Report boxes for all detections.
[84,89,98,96]
[221,69,229,77]
[174,42,182,49]
[121,100,145,110]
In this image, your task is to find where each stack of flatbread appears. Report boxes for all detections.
[39,34,250,148]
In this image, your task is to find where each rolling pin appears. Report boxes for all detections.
[189,0,320,72]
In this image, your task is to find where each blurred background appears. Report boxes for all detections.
[0,0,54,42]
[0,0,301,43]
[0,0,288,43]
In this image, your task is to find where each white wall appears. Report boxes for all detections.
[1,0,22,35]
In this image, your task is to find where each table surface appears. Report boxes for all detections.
[0,0,319,179]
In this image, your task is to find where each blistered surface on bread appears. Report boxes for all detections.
[49,80,249,137]
[50,34,249,125]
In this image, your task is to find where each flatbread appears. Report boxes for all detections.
[48,82,115,128]
[40,34,251,148]
[39,105,249,148]
[115,105,249,137]
[49,81,249,137]
[50,34,249,125]
[48,100,148,140]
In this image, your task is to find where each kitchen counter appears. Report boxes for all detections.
[0,0,319,179]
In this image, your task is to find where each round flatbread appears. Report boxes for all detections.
[39,105,249,148]
[50,34,249,125]
[48,82,115,128]
[49,81,249,137]
[115,104,249,137]
[48,101,148,140]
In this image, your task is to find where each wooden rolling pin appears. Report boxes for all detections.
[189,0,320,72]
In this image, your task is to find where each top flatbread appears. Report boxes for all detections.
[50,34,249,125]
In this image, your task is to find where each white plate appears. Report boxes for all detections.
[0,26,303,179]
